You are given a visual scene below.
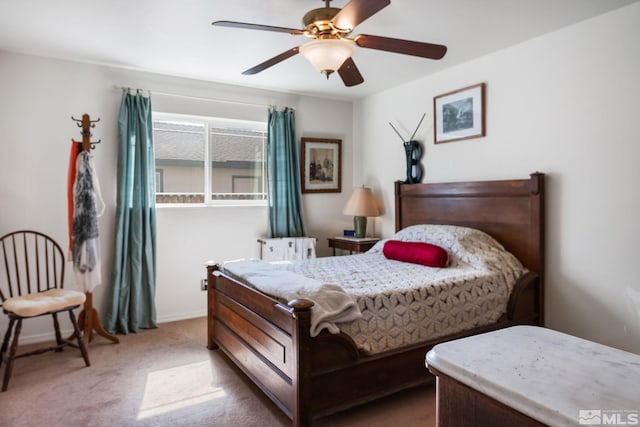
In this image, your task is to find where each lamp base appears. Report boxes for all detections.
[353,216,367,238]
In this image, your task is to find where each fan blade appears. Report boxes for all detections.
[332,0,390,31]
[212,20,304,35]
[242,47,300,75]
[355,34,447,59]
[338,57,364,87]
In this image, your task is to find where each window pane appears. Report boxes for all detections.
[154,120,205,204]
[152,113,267,205]
[210,127,266,201]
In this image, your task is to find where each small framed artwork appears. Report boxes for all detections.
[301,137,341,193]
[434,83,486,144]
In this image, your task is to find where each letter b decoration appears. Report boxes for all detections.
[404,140,423,184]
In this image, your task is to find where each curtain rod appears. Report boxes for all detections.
[112,85,272,109]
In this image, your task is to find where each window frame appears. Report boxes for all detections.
[152,111,268,207]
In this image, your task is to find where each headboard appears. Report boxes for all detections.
[394,172,545,276]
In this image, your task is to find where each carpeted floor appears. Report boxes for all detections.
[0,317,436,427]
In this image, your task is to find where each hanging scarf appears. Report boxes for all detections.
[67,141,81,259]
[72,150,104,292]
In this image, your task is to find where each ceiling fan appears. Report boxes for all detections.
[212,0,447,87]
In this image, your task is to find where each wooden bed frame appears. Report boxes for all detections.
[206,172,545,427]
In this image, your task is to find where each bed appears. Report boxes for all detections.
[205,172,545,427]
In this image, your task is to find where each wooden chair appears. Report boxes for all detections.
[0,230,90,391]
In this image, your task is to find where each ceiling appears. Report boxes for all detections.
[0,0,636,100]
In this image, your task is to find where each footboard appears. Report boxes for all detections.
[206,262,313,426]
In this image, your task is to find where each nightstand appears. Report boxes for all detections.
[327,237,380,255]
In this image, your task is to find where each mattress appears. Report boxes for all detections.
[272,225,527,354]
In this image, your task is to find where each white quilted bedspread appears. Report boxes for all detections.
[273,225,526,355]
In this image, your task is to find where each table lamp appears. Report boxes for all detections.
[343,186,380,238]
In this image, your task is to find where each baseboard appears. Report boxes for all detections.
[14,310,207,345]
[18,330,70,346]
[156,310,207,324]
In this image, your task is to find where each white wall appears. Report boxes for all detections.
[297,96,358,254]
[0,51,352,341]
[354,3,640,353]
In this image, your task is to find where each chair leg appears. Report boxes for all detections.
[2,318,22,392]
[69,310,90,367]
[52,312,64,351]
[0,318,16,369]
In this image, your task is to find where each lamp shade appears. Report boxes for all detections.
[299,39,355,74]
[343,186,380,217]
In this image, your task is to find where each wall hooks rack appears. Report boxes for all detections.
[71,114,102,151]
[68,113,119,346]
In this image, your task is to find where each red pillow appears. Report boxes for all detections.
[382,240,449,267]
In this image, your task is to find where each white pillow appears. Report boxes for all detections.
[368,224,523,273]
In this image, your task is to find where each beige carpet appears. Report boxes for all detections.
[0,317,436,427]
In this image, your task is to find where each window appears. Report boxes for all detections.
[153,112,267,205]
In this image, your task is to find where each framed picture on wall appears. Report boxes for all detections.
[434,83,486,144]
[300,137,341,193]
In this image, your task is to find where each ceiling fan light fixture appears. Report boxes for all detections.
[299,39,355,78]
[213,0,445,87]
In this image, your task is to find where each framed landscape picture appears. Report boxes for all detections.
[434,83,486,144]
[300,137,341,193]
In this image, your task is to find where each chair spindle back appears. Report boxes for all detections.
[0,230,66,304]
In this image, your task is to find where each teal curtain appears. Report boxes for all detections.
[267,108,305,237]
[105,91,157,334]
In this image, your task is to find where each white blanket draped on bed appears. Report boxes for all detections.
[223,259,361,337]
